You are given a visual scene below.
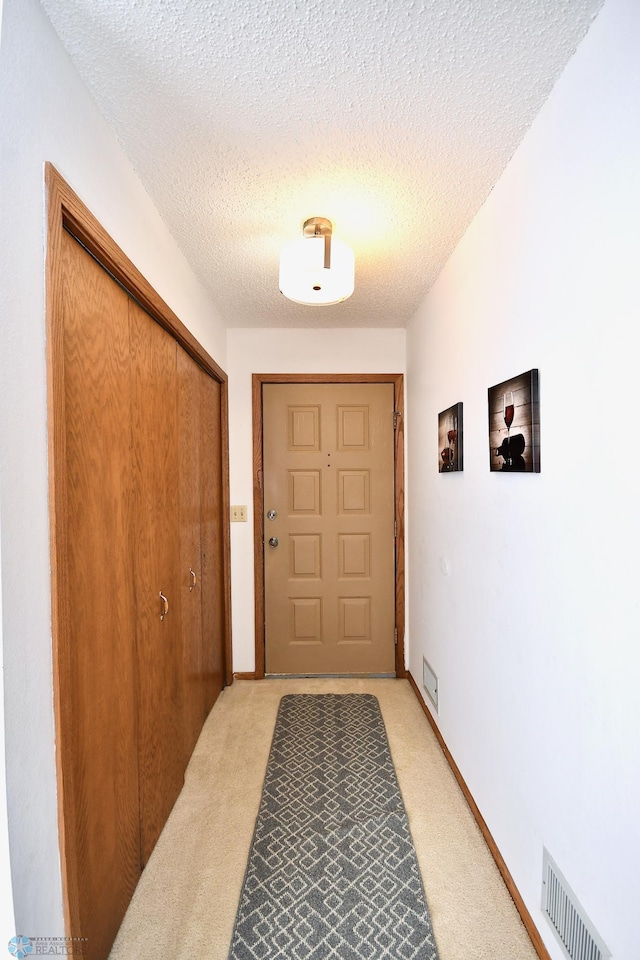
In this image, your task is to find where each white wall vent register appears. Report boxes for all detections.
[422,657,438,713]
[541,849,611,960]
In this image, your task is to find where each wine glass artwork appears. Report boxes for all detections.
[500,391,514,468]
[447,414,458,463]
[488,370,540,473]
[438,403,463,472]
[503,391,514,437]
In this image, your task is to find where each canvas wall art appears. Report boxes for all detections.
[488,369,540,472]
[438,402,463,472]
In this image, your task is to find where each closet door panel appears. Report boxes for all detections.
[177,345,205,758]
[200,371,225,714]
[58,231,140,953]
[130,301,185,864]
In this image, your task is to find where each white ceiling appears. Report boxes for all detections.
[39,0,603,328]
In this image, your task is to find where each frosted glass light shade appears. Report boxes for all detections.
[279,235,355,306]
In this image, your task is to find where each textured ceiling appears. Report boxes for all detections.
[40,0,602,328]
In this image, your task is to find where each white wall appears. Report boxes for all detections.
[0,523,15,946]
[0,0,17,942]
[406,0,639,957]
[0,0,226,934]
[227,328,406,673]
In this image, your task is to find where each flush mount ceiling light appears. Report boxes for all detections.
[279,217,354,306]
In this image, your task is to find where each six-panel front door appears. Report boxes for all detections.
[263,383,396,675]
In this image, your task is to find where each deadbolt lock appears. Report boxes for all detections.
[267,509,277,520]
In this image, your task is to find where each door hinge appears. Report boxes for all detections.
[394,520,397,538]
[393,411,402,430]
[394,628,398,646]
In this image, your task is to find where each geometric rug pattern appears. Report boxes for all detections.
[228,694,440,959]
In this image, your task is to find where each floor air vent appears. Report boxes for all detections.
[542,849,610,960]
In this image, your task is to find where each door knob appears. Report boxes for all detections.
[268,537,279,548]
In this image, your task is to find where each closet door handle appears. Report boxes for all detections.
[189,568,197,591]
[159,591,169,620]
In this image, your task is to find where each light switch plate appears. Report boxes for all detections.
[230,505,247,522]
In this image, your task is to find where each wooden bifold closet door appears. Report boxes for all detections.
[130,299,186,864]
[52,220,228,958]
[58,225,140,960]
[178,350,226,758]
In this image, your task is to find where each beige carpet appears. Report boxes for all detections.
[109,679,538,960]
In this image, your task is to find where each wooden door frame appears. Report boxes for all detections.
[45,164,234,935]
[252,373,406,680]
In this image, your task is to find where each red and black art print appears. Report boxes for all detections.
[488,369,540,472]
[438,402,463,473]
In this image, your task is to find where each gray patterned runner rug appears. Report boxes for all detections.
[228,693,439,960]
